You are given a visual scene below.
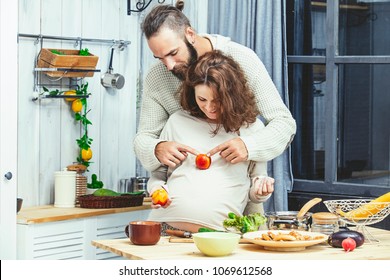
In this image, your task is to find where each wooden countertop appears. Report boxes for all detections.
[92,226,390,260]
[17,201,151,225]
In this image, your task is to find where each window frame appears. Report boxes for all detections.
[287,0,390,197]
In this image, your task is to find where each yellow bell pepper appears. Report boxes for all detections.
[338,191,390,220]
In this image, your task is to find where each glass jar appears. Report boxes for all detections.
[311,212,339,235]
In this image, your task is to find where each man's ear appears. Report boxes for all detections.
[184,27,196,44]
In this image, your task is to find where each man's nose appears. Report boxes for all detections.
[164,58,176,71]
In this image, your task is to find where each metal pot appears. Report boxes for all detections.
[101,48,125,90]
[101,72,125,89]
[265,211,312,231]
[131,177,149,194]
[119,178,133,193]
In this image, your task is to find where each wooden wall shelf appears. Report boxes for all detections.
[311,1,369,11]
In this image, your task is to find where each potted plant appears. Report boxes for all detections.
[86,174,104,194]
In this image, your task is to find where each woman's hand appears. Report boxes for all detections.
[150,186,172,209]
[252,176,275,197]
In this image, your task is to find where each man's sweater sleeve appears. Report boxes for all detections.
[234,46,296,161]
[147,117,175,193]
[133,71,170,172]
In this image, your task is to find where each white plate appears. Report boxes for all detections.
[242,230,328,252]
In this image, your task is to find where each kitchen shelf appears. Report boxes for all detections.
[32,94,90,102]
[34,67,101,76]
[33,59,101,92]
[18,33,130,92]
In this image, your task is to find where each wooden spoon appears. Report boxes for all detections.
[296,197,322,219]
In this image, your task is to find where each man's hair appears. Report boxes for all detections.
[180,50,260,135]
[141,4,191,39]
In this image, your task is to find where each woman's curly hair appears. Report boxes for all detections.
[180,50,259,135]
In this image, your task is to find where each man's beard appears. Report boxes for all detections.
[171,39,198,80]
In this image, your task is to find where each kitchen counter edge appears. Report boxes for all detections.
[17,201,152,225]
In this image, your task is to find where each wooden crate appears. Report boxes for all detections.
[37,48,99,78]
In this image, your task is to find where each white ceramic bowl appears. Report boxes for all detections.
[192,232,241,257]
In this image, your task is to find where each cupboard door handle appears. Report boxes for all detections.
[4,172,12,180]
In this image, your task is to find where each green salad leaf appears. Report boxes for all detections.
[223,212,267,233]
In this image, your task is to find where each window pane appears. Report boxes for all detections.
[338,64,390,186]
[289,64,326,180]
[287,0,326,56]
[339,1,390,55]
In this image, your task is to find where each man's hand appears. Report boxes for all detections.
[155,141,198,168]
[208,137,248,163]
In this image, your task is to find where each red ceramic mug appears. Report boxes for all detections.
[125,221,161,245]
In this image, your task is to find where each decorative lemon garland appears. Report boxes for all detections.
[63,83,93,167]
[41,82,103,188]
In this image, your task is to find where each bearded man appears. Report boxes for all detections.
[133,4,296,215]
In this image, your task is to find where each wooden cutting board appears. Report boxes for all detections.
[169,236,194,243]
[169,236,252,244]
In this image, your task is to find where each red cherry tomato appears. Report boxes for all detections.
[342,237,356,252]
[195,154,211,170]
[151,188,168,206]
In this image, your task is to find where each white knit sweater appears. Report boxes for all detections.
[134,34,296,171]
[147,110,270,230]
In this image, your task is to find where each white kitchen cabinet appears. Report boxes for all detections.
[17,209,150,260]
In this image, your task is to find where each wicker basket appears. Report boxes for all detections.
[79,194,145,209]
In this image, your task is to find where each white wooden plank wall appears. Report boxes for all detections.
[17,0,208,207]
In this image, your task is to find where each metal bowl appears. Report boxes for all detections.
[324,199,390,226]
[265,211,312,231]
[17,198,23,213]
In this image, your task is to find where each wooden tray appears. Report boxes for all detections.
[37,48,99,77]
